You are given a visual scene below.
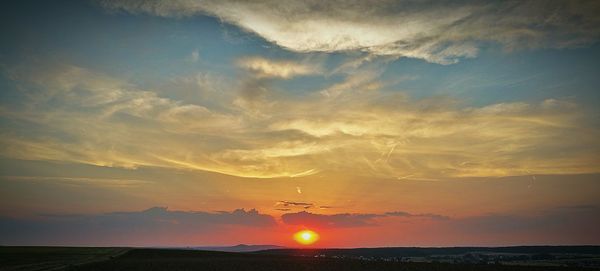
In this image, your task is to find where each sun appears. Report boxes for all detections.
[293,229,320,245]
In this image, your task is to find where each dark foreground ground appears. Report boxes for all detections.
[0,247,128,271]
[1,247,594,271]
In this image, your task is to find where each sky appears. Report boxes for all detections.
[0,0,599,247]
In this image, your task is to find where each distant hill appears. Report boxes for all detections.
[192,244,285,252]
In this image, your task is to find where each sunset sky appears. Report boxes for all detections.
[1,0,599,247]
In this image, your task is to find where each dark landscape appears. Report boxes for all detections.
[2,246,600,271]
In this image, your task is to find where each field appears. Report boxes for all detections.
[0,247,592,271]
[0,247,128,271]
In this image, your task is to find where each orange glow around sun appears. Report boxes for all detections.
[293,229,320,245]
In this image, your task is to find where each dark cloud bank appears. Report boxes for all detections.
[1,206,598,245]
[0,207,275,245]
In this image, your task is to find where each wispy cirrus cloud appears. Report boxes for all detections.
[98,0,600,64]
[0,176,152,188]
[1,59,599,179]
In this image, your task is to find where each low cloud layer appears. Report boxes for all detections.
[99,0,600,64]
[3,206,596,246]
[282,210,449,228]
[282,211,382,228]
[448,206,600,244]
[0,207,275,245]
[281,208,600,245]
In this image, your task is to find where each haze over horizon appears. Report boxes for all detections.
[1,0,599,248]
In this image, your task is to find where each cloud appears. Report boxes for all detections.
[1,61,599,179]
[0,207,276,246]
[99,0,600,64]
[276,201,313,208]
[281,207,600,245]
[554,204,599,210]
[1,175,152,188]
[187,49,200,62]
[385,211,450,221]
[448,206,600,241]
[2,205,596,246]
[237,56,321,78]
[319,69,382,98]
[281,211,382,228]
[281,210,448,228]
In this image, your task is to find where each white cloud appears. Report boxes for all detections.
[236,56,321,78]
[187,49,200,62]
[99,0,600,64]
